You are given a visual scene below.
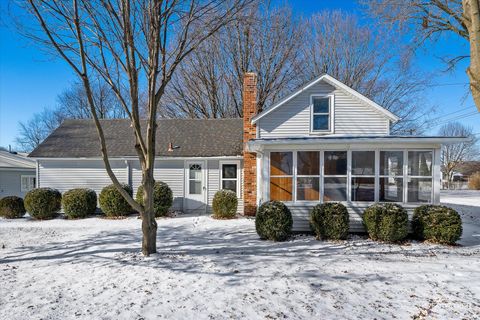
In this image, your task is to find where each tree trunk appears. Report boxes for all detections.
[464,0,480,111]
[141,171,157,256]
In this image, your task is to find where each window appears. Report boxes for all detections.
[21,175,36,192]
[296,151,320,201]
[323,151,347,201]
[270,152,293,201]
[351,151,375,201]
[220,162,240,197]
[311,96,332,132]
[379,151,404,202]
[266,149,435,205]
[407,151,433,202]
[188,164,202,195]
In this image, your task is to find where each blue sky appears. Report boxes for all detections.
[0,0,479,149]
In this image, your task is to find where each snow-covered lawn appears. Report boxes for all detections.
[1,192,479,319]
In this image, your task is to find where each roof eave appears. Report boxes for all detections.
[247,136,468,152]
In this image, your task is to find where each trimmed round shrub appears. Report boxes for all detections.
[255,201,293,241]
[24,188,61,220]
[363,203,408,242]
[99,184,133,217]
[0,196,25,219]
[310,202,349,240]
[212,189,238,219]
[412,205,462,244]
[136,181,173,217]
[62,188,97,219]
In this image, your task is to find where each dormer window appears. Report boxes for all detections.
[311,95,334,133]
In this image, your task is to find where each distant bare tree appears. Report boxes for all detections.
[18,0,252,255]
[439,122,478,187]
[57,80,127,119]
[300,11,432,134]
[15,108,63,152]
[363,0,480,112]
[15,80,127,152]
[163,3,303,117]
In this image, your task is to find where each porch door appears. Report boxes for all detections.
[185,161,206,212]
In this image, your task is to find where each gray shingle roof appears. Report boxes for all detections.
[29,119,243,158]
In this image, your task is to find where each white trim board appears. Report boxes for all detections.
[251,73,400,124]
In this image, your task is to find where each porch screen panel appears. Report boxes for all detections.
[270,152,293,201]
[407,151,433,203]
[296,151,320,201]
[379,151,404,202]
[323,151,347,201]
[351,151,375,201]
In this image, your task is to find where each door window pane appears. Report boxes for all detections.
[379,177,403,202]
[352,151,375,175]
[297,177,319,201]
[222,180,237,193]
[297,151,319,175]
[324,151,347,175]
[313,115,329,131]
[270,152,293,175]
[380,151,403,176]
[351,177,375,201]
[189,164,202,179]
[189,180,202,195]
[222,164,237,179]
[323,177,347,201]
[408,151,432,176]
[408,178,432,202]
[270,177,293,201]
[313,97,329,113]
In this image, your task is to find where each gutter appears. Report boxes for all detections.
[246,136,470,152]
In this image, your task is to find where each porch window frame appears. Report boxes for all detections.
[379,150,404,203]
[295,151,321,202]
[323,150,348,203]
[406,149,434,203]
[269,151,294,202]
[310,94,335,134]
[219,160,241,198]
[266,148,436,205]
[350,150,377,202]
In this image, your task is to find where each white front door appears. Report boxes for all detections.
[185,161,206,212]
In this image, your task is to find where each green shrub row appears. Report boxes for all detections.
[1,182,173,220]
[254,201,462,245]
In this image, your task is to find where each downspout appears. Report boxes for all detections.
[36,160,40,188]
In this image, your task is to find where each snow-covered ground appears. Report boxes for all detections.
[1,192,479,319]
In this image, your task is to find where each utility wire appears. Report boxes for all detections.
[428,106,474,122]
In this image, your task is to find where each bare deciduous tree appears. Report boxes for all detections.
[18,0,252,255]
[300,11,432,134]
[15,108,63,152]
[439,122,478,187]
[363,0,480,112]
[163,3,303,117]
[15,80,126,152]
[57,80,127,119]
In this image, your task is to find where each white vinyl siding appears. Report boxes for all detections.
[258,80,389,138]
[207,160,244,214]
[37,158,243,214]
[38,160,128,195]
[131,160,185,210]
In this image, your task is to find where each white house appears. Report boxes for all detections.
[29,73,465,231]
[0,150,37,198]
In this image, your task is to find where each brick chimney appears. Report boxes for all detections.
[243,73,257,216]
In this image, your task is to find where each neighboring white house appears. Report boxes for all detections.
[0,150,37,198]
[29,73,466,231]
